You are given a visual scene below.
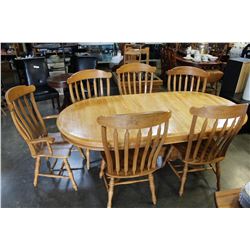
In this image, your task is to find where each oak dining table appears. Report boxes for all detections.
[57,92,236,151]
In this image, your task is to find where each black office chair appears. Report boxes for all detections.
[69,56,97,72]
[22,57,60,109]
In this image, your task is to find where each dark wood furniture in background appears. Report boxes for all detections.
[47,73,73,111]
[175,56,223,70]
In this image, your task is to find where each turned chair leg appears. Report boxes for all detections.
[107,177,114,208]
[99,160,106,178]
[215,162,221,191]
[63,159,78,191]
[179,163,188,196]
[149,174,157,205]
[86,149,90,170]
[33,157,41,187]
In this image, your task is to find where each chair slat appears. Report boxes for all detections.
[200,119,219,161]
[196,76,201,91]
[107,78,110,96]
[128,72,132,94]
[23,95,39,129]
[184,75,188,91]
[113,129,120,174]
[140,127,152,172]
[144,72,148,93]
[17,98,37,137]
[190,76,194,91]
[80,80,86,99]
[75,82,81,101]
[124,129,129,175]
[192,118,208,160]
[178,75,182,91]
[132,129,141,174]
[173,75,176,91]
[147,124,161,169]
[93,78,98,97]
[87,79,91,98]
[133,72,136,94]
[139,72,142,94]
[13,100,34,139]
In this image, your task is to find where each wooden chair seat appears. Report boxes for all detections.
[172,139,218,164]
[37,142,73,158]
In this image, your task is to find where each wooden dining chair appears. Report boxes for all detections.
[67,69,112,169]
[206,69,224,95]
[163,104,248,196]
[167,66,209,92]
[67,69,112,103]
[124,47,150,65]
[5,85,78,191]
[97,111,171,207]
[116,62,156,95]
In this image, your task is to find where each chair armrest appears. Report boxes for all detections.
[29,136,55,144]
[43,115,59,120]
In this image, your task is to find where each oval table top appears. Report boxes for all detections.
[57,92,235,150]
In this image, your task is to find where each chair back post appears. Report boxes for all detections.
[116,62,156,95]
[97,111,171,176]
[185,104,248,164]
[67,69,112,103]
[5,85,48,156]
[167,66,209,92]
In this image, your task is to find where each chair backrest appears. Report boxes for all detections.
[124,47,150,64]
[5,85,48,156]
[184,104,248,164]
[70,56,97,72]
[67,69,112,103]
[97,111,171,177]
[116,62,156,95]
[22,57,49,86]
[167,66,209,92]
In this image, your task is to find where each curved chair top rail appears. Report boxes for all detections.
[5,85,36,107]
[116,62,156,74]
[67,69,112,84]
[167,66,209,78]
[97,111,171,129]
